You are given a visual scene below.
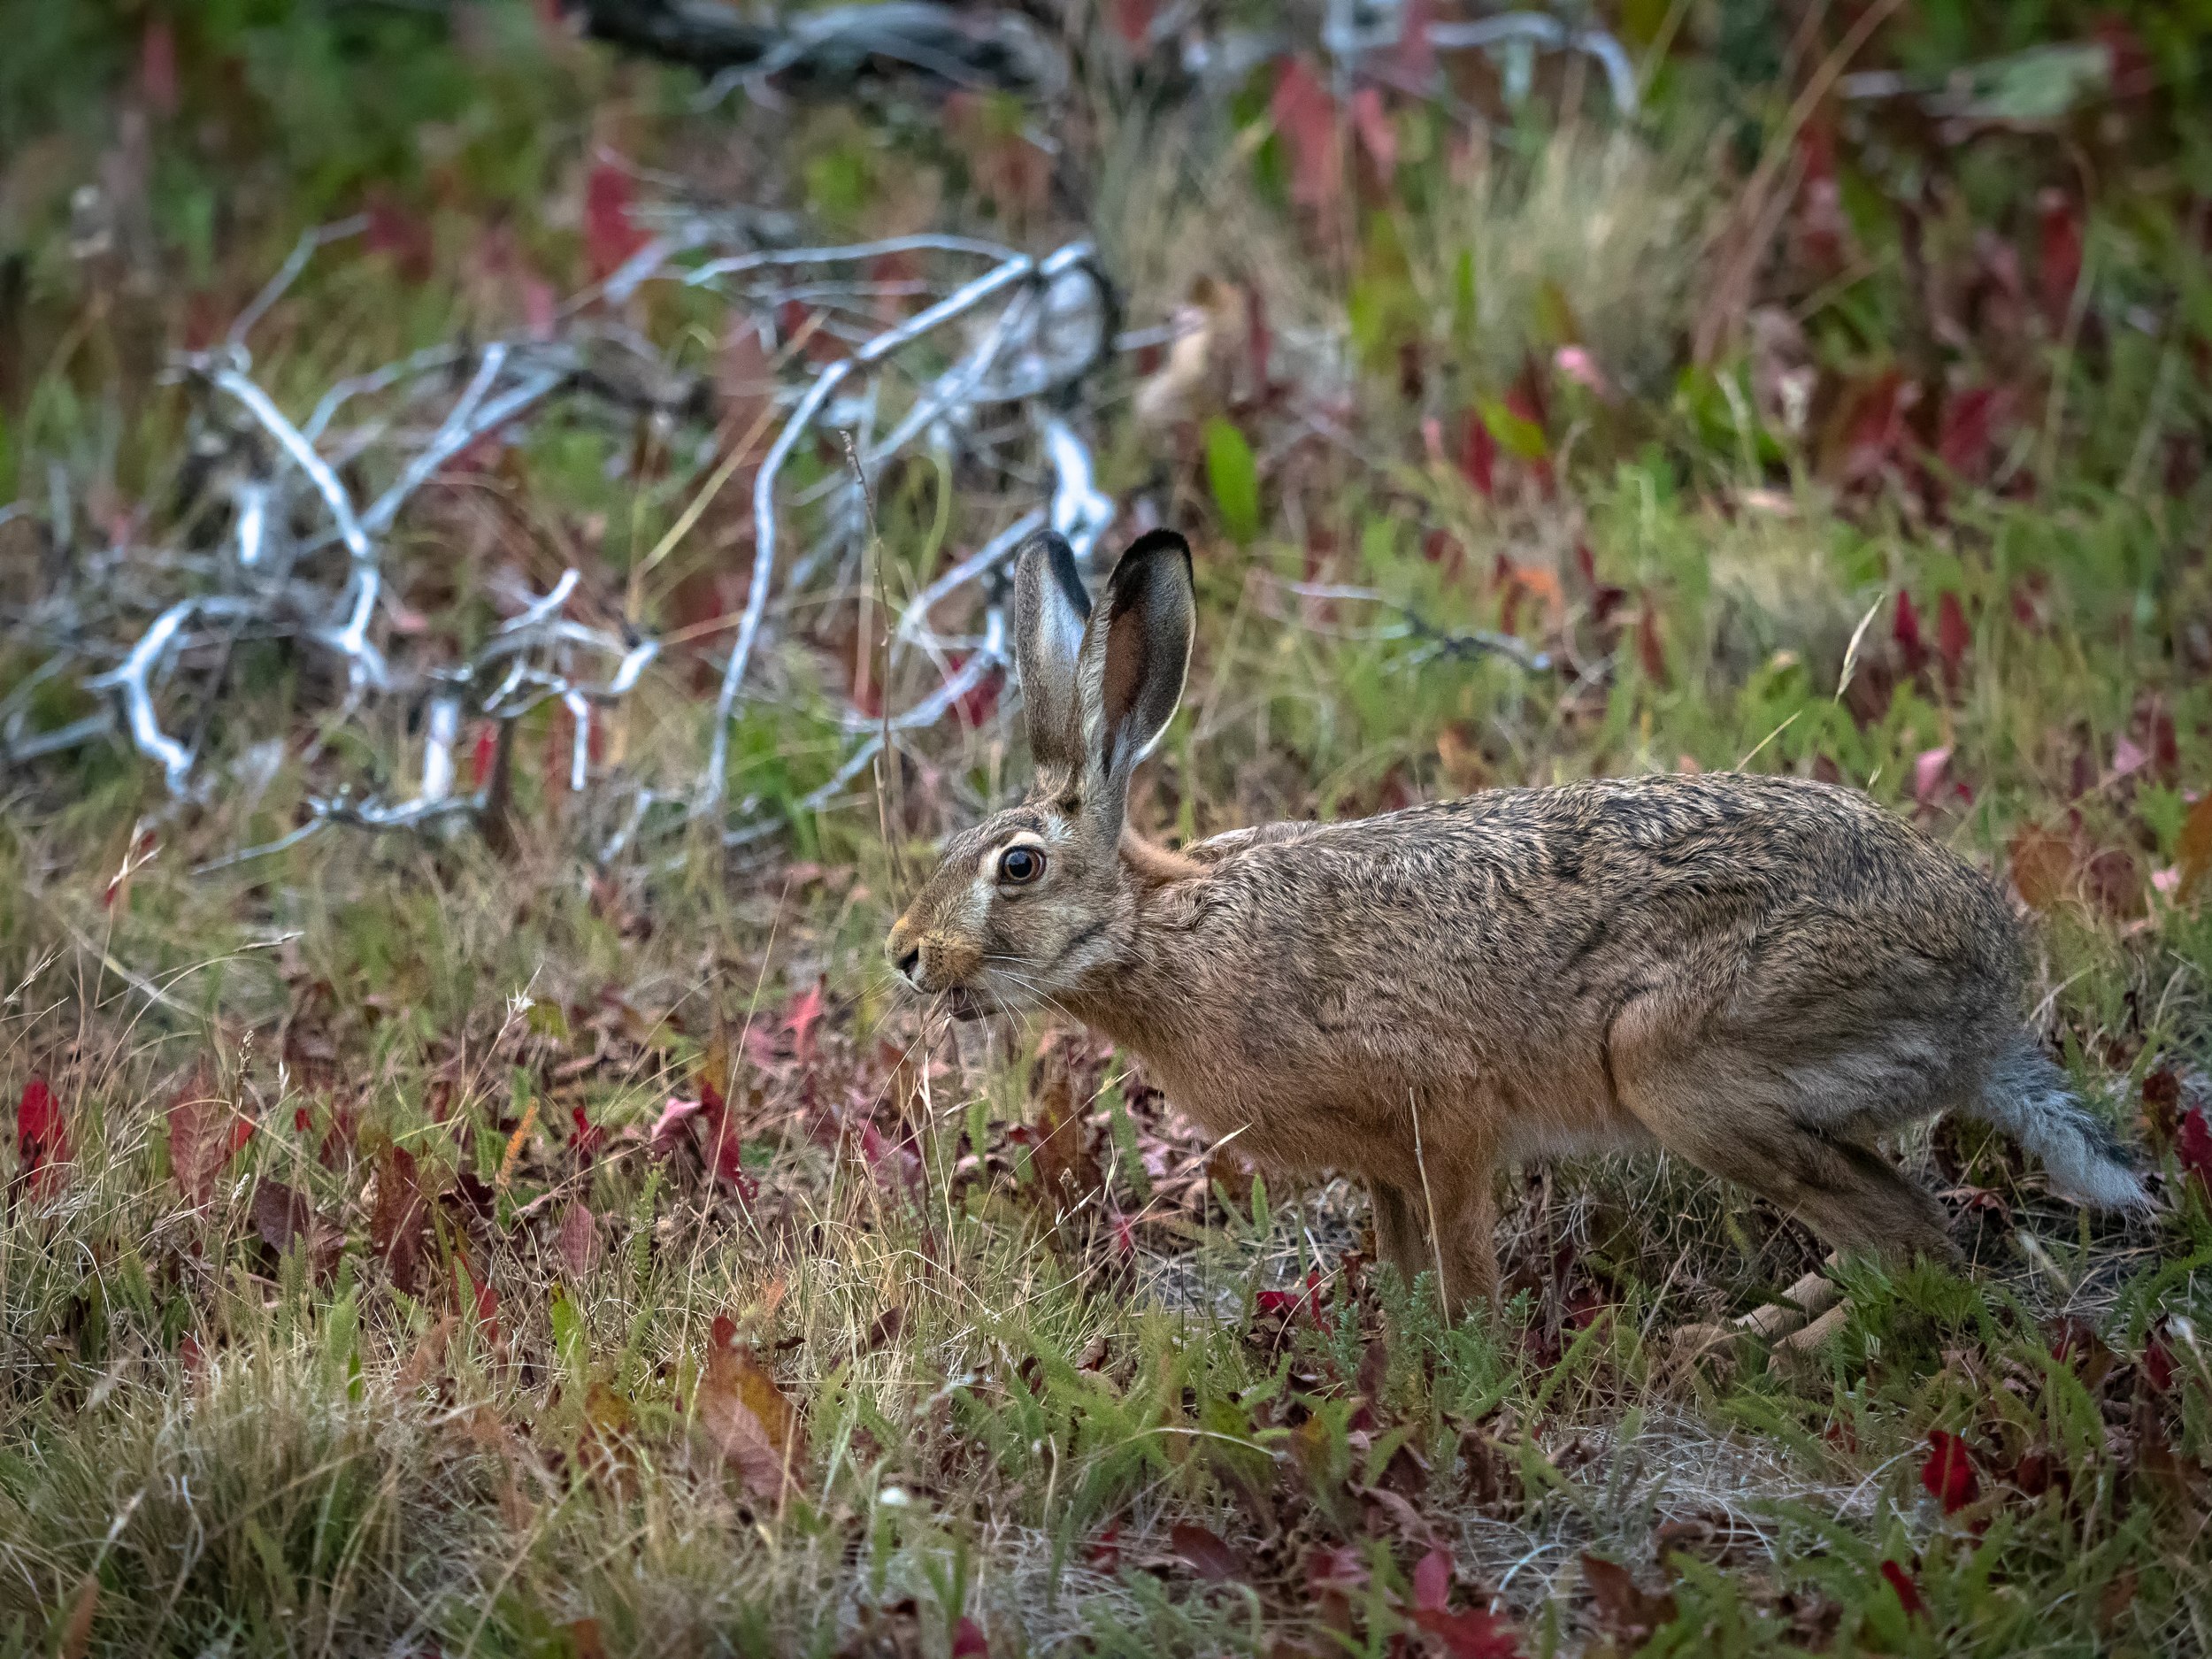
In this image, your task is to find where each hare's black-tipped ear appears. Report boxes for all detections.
[1011,530,1090,773]
[1077,529,1194,833]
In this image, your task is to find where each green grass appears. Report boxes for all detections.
[4,4,2212,1654]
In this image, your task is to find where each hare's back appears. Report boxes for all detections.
[1198,771,2019,1035]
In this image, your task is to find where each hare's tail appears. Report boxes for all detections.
[1969,1036,2149,1210]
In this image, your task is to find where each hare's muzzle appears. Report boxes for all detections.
[885,912,924,991]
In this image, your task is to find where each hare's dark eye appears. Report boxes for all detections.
[998,846,1044,886]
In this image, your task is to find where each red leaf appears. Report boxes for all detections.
[2093,16,2156,99]
[1089,1522,1122,1573]
[16,1076,67,1196]
[1935,386,2006,480]
[1459,411,1497,497]
[1412,1547,1454,1613]
[1350,87,1397,176]
[586,161,650,283]
[365,191,434,286]
[168,1070,247,1207]
[651,1095,706,1152]
[1394,0,1437,83]
[1921,1429,1979,1514]
[1834,370,1916,488]
[250,1179,334,1273]
[557,1202,600,1279]
[1256,1269,1327,1322]
[370,1146,430,1292]
[1635,602,1668,685]
[950,1617,987,1658]
[949,655,1003,726]
[1912,747,1953,806]
[570,1104,606,1162]
[659,1086,757,1198]
[139,17,178,116]
[1582,1554,1678,1647]
[785,983,825,1061]
[1410,1606,1523,1658]
[1170,1521,1246,1582]
[471,725,498,788]
[1879,1559,1926,1617]
[2177,1103,2212,1198]
[2143,1331,2177,1393]
[466,1264,502,1333]
[1109,0,1153,49]
[1271,58,1342,212]
[1936,591,1970,685]
[1893,589,1926,672]
[2038,191,2084,332]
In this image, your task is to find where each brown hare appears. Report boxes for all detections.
[885,528,2147,1315]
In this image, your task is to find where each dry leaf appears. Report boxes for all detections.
[370,1146,430,1293]
[2177,791,2212,899]
[1582,1552,1678,1647]
[2008,822,2074,911]
[556,1201,599,1279]
[166,1064,247,1206]
[58,1573,98,1659]
[1169,1521,1245,1582]
[695,1314,805,1500]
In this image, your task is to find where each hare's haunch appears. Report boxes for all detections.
[887,529,2147,1312]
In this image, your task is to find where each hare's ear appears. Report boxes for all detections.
[1077,529,1194,837]
[1011,530,1091,773]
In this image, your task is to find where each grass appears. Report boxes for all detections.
[4,3,2212,1654]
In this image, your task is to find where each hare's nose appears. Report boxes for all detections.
[895,946,921,985]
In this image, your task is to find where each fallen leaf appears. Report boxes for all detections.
[950,1617,987,1657]
[1912,747,1954,805]
[2176,1104,2212,1199]
[695,1315,805,1501]
[1921,1429,1979,1514]
[1410,1605,1523,1658]
[58,1573,98,1659]
[168,1067,251,1206]
[566,1617,609,1659]
[2008,823,2074,910]
[585,159,649,281]
[1893,589,1926,672]
[369,1146,431,1293]
[2179,792,2212,899]
[1935,592,1970,685]
[15,1076,67,1196]
[862,1304,905,1355]
[1879,1558,1926,1617]
[1349,85,1396,174]
[1412,1545,1454,1612]
[1169,1521,1245,1582]
[557,1201,600,1279]
[785,982,825,1060]
[251,1179,313,1254]
[1582,1553,1678,1648]
[1271,58,1342,212]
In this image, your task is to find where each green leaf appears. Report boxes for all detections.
[1477,397,1549,461]
[1203,416,1262,544]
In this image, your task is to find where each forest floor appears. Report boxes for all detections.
[2,4,2209,1655]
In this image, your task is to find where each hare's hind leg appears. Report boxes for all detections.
[1617,1050,1955,1264]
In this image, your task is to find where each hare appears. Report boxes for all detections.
[885,528,2148,1314]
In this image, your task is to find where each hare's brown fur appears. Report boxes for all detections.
[887,531,2145,1312]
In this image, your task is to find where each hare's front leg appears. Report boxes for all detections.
[1373,1164,1499,1321]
